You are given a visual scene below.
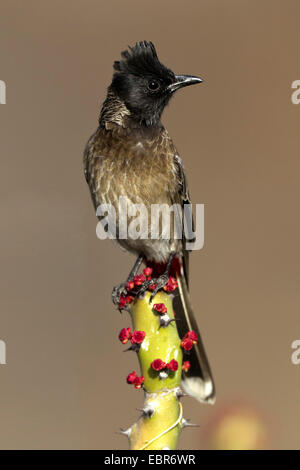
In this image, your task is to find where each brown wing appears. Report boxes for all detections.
[172,153,196,284]
[172,154,216,403]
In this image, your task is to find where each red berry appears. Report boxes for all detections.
[182,360,191,372]
[118,327,132,344]
[163,276,178,292]
[119,295,127,309]
[131,330,146,344]
[153,303,167,314]
[133,376,144,389]
[151,358,166,371]
[148,283,157,291]
[126,371,137,384]
[186,330,198,343]
[126,280,135,292]
[133,274,146,286]
[143,267,153,279]
[167,359,178,372]
[181,337,194,351]
[126,295,134,304]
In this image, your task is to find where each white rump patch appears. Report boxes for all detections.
[182,377,215,405]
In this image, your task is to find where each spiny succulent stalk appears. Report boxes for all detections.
[130,290,183,450]
[118,267,198,450]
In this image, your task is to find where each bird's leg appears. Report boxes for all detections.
[112,254,144,310]
[137,252,177,303]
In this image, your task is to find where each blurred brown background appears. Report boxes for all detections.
[0,0,299,449]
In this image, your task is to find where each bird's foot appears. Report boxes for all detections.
[111,255,144,312]
[136,273,170,303]
[112,282,130,312]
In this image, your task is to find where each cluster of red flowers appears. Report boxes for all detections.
[153,303,168,314]
[150,358,178,372]
[121,266,191,391]
[125,267,153,292]
[125,267,178,295]
[163,276,178,293]
[119,268,154,308]
[118,327,146,345]
[126,371,145,389]
[131,274,145,286]
[181,331,198,351]
[119,294,134,309]
[143,267,153,278]
[152,302,176,327]
[181,360,191,372]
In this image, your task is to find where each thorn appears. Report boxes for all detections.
[159,370,169,380]
[123,344,140,353]
[159,314,176,328]
[117,426,132,437]
[181,418,199,428]
[118,306,130,314]
[175,388,187,398]
[141,404,155,418]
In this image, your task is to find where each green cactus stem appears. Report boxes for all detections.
[127,290,184,450]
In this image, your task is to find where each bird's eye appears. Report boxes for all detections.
[148,79,160,91]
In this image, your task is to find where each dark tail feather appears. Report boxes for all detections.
[173,255,215,404]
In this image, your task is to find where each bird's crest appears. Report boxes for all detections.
[113,41,174,80]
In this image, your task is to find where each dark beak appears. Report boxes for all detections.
[168,75,203,93]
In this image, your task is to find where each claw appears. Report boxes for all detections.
[112,282,126,301]
[136,274,169,302]
[136,279,154,298]
[112,282,129,312]
[149,274,169,302]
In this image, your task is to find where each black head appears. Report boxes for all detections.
[111,41,202,127]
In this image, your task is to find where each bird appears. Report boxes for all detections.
[84,41,215,404]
